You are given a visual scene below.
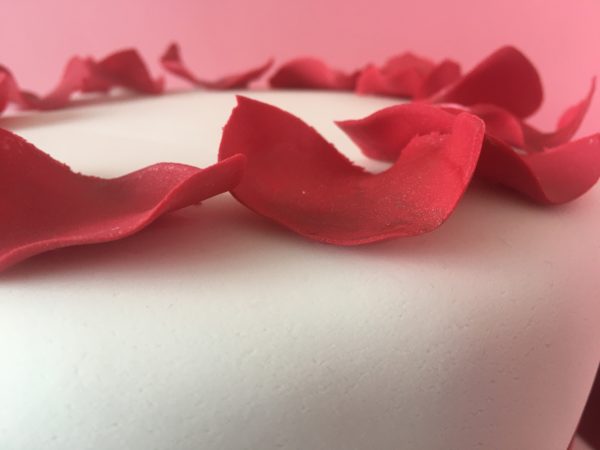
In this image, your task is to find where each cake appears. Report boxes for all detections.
[0,90,598,450]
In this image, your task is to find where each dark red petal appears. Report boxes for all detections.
[521,78,596,151]
[433,46,543,118]
[93,49,164,94]
[0,71,16,113]
[0,129,245,271]
[477,135,600,204]
[218,96,484,245]
[465,103,526,148]
[463,78,595,152]
[161,43,272,89]
[269,58,358,90]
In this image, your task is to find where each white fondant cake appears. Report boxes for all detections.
[0,91,598,450]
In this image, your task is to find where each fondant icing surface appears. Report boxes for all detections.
[0,91,598,450]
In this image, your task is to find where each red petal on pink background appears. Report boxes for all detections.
[417,59,462,98]
[521,78,596,151]
[0,129,246,271]
[337,103,457,161]
[463,78,595,151]
[477,135,600,204]
[338,103,600,204]
[0,49,163,115]
[161,43,272,89]
[218,96,484,245]
[91,49,164,94]
[20,57,95,110]
[356,53,460,99]
[0,71,18,113]
[269,58,358,90]
[433,46,543,118]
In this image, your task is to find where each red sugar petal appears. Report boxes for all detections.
[0,129,246,271]
[417,59,462,99]
[477,135,600,204]
[521,78,596,151]
[338,103,600,204]
[218,96,484,245]
[459,78,595,152]
[433,46,543,118]
[338,103,457,161]
[356,53,461,99]
[0,49,162,116]
[91,49,164,94]
[270,58,358,91]
[161,43,272,89]
[20,57,95,110]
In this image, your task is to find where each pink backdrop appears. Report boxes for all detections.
[0,0,599,135]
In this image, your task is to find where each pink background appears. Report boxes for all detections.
[0,0,599,135]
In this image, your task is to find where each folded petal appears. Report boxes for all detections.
[270,58,358,90]
[337,102,600,204]
[337,103,457,161]
[0,129,246,271]
[219,96,484,245]
[161,43,272,89]
[433,46,543,118]
[356,53,460,99]
[477,135,600,204]
[521,78,596,151]
[91,48,164,94]
[462,78,595,152]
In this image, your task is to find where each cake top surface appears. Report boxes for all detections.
[1,91,599,450]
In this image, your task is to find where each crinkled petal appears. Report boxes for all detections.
[356,53,460,99]
[338,102,600,204]
[270,58,358,90]
[218,96,484,245]
[521,78,596,151]
[0,129,245,271]
[91,48,164,94]
[477,135,600,204]
[161,43,272,89]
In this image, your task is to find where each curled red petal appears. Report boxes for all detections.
[269,58,358,90]
[416,59,462,98]
[20,57,95,110]
[356,53,460,99]
[337,103,457,161]
[161,43,272,89]
[465,103,527,147]
[92,48,164,94]
[0,49,162,116]
[477,134,600,204]
[433,46,543,118]
[0,129,246,271]
[337,102,600,204]
[463,78,595,152]
[521,78,596,151]
[218,96,485,245]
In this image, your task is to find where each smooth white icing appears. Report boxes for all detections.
[0,91,598,450]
